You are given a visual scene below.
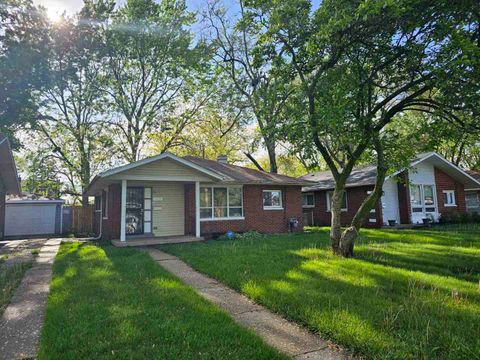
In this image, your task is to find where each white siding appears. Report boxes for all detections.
[381,178,400,224]
[408,162,439,223]
[408,162,436,185]
[5,204,57,236]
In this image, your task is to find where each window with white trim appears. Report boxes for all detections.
[263,190,282,209]
[326,191,347,212]
[302,193,315,208]
[200,186,243,220]
[443,190,456,206]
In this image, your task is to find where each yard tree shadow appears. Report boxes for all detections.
[162,228,480,360]
[37,242,287,360]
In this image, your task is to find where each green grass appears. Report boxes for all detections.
[161,228,480,360]
[0,261,33,315]
[38,242,287,360]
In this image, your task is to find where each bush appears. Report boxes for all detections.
[439,210,480,224]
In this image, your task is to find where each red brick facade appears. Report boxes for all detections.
[397,171,411,224]
[302,185,383,228]
[185,184,304,236]
[95,183,121,241]
[434,167,466,215]
[0,191,5,239]
[301,167,469,227]
[96,183,304,240]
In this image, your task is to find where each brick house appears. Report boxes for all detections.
[85,153,312,243]
[300,152,480,227]
[0,134,21,239]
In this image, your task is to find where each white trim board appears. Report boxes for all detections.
[388,152,480,188]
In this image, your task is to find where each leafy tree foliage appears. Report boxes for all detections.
[35,1,115,207]
[0,0,49,146]
[244,0,479,256]
[104,0,209,162]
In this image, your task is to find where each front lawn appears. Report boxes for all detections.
[161,227,480,360]
[38,242,286,360]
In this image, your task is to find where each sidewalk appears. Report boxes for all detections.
[0,238,61,360]
[145,248,348,360]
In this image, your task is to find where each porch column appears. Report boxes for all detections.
[120,179,127,242]
[195,181,201,237]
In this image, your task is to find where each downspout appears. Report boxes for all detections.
[91,196,103,241]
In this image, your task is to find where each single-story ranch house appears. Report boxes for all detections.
[300,152,480,227]
[0,134,21,240]
[85,153,312,243]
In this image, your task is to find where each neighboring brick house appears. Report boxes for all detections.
[85,153,312,243]
[465,170,480,213]
[0,134,21,239]
[300,152,480,227]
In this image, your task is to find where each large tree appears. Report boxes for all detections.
[104,0,209,162]
[35,1,114,209]
[245,0,479,256]
[204,0,293,173]
[0,0,49,146]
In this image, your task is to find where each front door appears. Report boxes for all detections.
[126,187,144,235]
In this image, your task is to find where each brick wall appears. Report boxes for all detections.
[0,191,5,239]
[101,184,121,241]
[434,167,466,215]
[397,171,411,224]
[185,184,304,236]
[303,185,382,228]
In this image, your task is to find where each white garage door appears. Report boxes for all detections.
[5,204,57,236]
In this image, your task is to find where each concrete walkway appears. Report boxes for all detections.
[145,248,348,360]
[0,238,61,360]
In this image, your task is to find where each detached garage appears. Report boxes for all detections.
[5,199,64,238]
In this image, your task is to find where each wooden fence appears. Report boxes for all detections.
[63,205,94,235]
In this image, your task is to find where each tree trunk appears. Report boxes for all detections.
[338,137,387,257]
[330,185,345,254]
[265,139,278,173]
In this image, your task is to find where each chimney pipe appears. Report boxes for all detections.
[217,155,228,164]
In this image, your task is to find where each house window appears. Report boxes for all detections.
[443,190,456,206]
[410,185,422,206]
[466,192,480,212]
[326,191,347,212]
[263,190,283,209]
[200,186,243,220]
[302,193,315,208]
[102,189,108,219]
[410,184,437,213]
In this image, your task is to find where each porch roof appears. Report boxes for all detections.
[300,152,480,192]
[85,152,314,196]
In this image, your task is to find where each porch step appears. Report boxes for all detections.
[111,235,205,247]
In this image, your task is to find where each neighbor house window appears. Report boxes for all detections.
[200,186,243,220]
[263,190,283,209]
[102,189,108,219]
[423,185,436,212]
[302,193,315,208]
[326,191,347,212]
[410,184,437,213]
[443,190,456,206]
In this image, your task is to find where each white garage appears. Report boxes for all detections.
[4,200,64,237]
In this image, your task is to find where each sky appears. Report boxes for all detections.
[33,0,240,21]
[34,0,321,22]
